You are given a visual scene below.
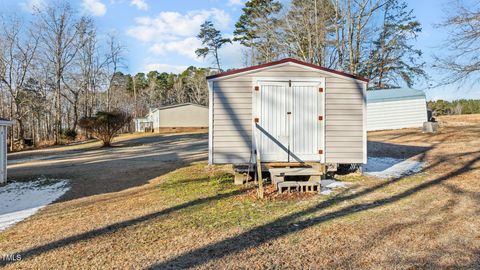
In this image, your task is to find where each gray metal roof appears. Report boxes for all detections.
[146,103,208,116]
[156,103,207,111]
[367,88,426,103]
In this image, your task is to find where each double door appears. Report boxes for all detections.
[254,79,324,162]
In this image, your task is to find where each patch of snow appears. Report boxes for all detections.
[364,157,423,179]
[0,178,70,231]
[320,179,351,195]
[320,189,332,195]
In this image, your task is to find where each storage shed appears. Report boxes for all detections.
[367,88,428,131]
[134,117,153,132]
[135,103,208,132]
[0,119,13,184]
[207,58,368,166]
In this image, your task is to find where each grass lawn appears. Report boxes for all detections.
[0,115,479,269]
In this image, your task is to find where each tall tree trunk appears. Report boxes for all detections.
[55,75,62,144]
[215,48,221,71]
[72,94,79,130]
[17,118,25,149]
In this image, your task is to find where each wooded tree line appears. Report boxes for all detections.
[198,0,427,89]
[121,66,212,116]
[1,0,478,149]
[0,2,211,149]
[428,99,480,116]
[0,2,125,149]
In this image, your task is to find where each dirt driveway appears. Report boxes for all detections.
[7,132,208,201]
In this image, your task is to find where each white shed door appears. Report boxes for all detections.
[290,82,322,161]
[256,80,323,163]
[257,82,289,162]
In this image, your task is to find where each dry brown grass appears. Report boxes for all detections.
[437,114,480,127]
[1,115,479,269]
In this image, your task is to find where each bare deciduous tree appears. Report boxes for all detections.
[0,1,133,149]
[104,34,125,111]
[433,0,480,85]
[35,2,86,144]
[0,16,40,148]
[283,0,335,66]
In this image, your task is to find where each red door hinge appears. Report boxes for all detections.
[254,86,260,91]
[318,115,323,121]
[319,87,324,93]
[318,149,324,154]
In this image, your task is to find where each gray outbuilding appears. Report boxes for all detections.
[366,88,428,131]
[0,119,13,183]
[135,103,209,132]
[207,58,368,166]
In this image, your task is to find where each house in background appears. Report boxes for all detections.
[207,58,368,167]
[134,103,208,133]
[367,88,428,131]
[0,118,13,183]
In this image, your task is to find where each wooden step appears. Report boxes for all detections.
[269,167,323,188]
[269,167,323,176]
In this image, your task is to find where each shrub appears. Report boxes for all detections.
[79,110,132,147]
[62,128,77,141]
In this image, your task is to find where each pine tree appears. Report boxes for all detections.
[365,0,426,89]
[233,0,283,65]
[195,21,231,71]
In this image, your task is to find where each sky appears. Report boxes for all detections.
[0,0,479,101]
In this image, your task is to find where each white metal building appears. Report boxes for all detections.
[367,88,428,131]
[0,119,13,183]
[134,103,208,132]
[134,117,153,133]
[207,58,368,165]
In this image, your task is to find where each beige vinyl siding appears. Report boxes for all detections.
[154,104,208,128]
[211,63,365,164]
[325,78,364,163]
[212,79,253,163]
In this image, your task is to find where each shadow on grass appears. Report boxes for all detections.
[4,139,478,268]
[147,153,480,269]
[0,187,251,267]
[368,141,432,159]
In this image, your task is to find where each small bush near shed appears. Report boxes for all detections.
[79,110,132,147]
[62,129,78,141]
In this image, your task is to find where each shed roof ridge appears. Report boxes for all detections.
[149,103,208,112]
[206,58,369,82]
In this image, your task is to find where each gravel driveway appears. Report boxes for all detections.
[7,132,208,201]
